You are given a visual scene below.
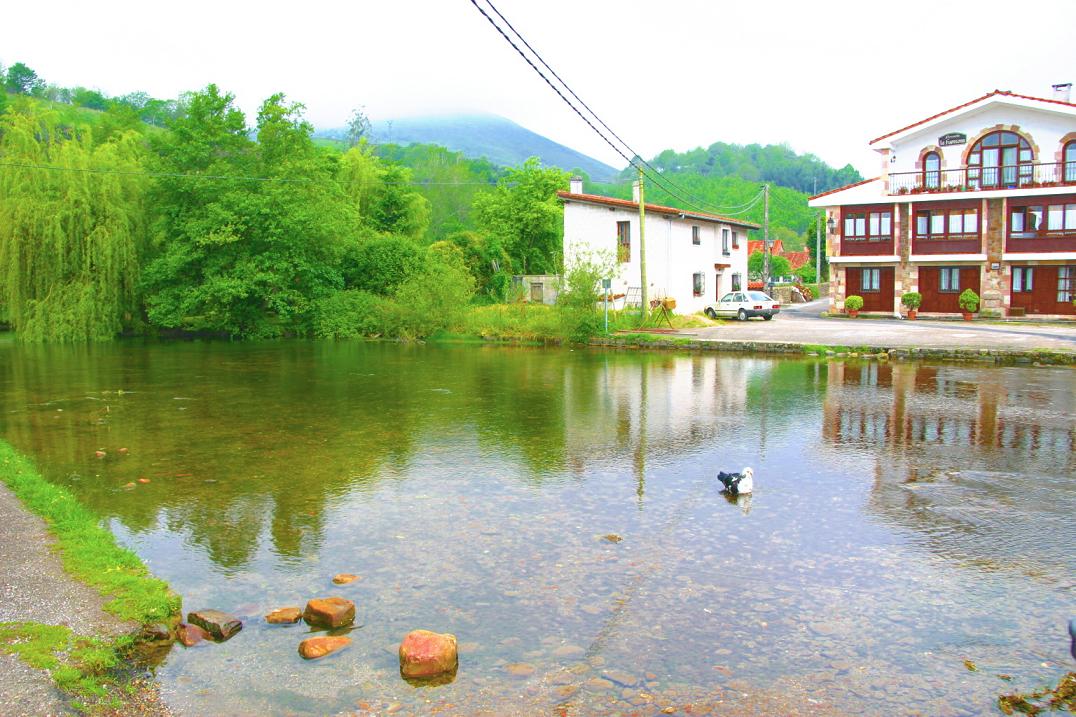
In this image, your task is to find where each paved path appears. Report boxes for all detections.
[0,482,136,717]
[686,299,1076,353]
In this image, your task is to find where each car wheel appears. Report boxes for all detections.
[763,314,773,321]
[737,309,747,321]
[705,307,717,319]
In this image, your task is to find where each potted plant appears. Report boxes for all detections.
[845,294,864,318]
[901,291,922,320]
[958,288,979,320]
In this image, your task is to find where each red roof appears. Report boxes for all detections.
[869,89,1076,146]
[783,250,810,270]
[808,176,879,201]
[556,191,760,230]
[746,239,784,256]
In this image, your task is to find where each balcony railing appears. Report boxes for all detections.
[889,162,1076,195]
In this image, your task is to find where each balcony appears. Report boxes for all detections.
[841,237,894,256]
[889,162,1076,195]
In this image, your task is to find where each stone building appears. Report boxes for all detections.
[809,86,1076,318]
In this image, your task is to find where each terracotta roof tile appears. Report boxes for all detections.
[869,90,1076,145]
[556,191,760,229]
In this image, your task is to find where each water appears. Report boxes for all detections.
[1,339,1073,716]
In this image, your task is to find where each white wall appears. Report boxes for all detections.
[884,102,1076,177]
[563,200,749,314]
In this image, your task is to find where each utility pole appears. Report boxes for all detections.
[762,184,771,288]
[638,166,649,324]
[815,212,822,295]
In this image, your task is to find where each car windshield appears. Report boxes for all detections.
[748,292,773,301]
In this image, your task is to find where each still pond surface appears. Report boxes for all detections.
[1,340,1073,716]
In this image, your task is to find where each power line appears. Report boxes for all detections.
[474,0,763,217]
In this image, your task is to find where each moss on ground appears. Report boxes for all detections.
[0,441,179,625]
[0,440,180,712]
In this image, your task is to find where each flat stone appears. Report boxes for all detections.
[298,635,351,660]
[176,623,210,647]
[332,573,360,585]
[265,607,302,624]
[303,597,355,628]
[603,669,639,687]
[585,677,614,691]
[552,644,585,658]
[141,623,172,642]
[505,662,535,678]
[187,609,242,641]
[399,629,458,679]
[554,685,579,698]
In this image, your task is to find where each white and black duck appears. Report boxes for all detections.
[717,467,754,496]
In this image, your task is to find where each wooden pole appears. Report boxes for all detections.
[638,166,649,324]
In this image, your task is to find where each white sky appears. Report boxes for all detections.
[2,0,1074,177]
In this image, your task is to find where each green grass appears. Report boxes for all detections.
[0,441,179,625]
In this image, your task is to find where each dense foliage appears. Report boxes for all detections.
[637,141,862,195]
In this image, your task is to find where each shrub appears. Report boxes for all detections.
[395,242,477,337]
[312,290,391,338]
[558,249,616,312]
[844,295,864,312]
[342,235,423,295]
[958,288,979,313]
[901,291,922,310]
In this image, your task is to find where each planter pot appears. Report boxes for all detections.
[848,310,859,318]
[907,310,917,320]
[962,311,973,321]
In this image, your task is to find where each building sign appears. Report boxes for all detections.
[939,132,967,147]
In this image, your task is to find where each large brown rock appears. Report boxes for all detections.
[187,609,242,641]
[298,636,351,660]
[265,607,302,624]
[176,623,210,647]
[303,597,355,628]
[399,630,458,679]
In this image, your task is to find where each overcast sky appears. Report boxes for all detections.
[2,0,1074,177]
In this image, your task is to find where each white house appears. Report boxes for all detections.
[809,85,1076,318]
[559,177,758,315]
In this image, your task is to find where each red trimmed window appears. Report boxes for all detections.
[1065,141,1076,183]
[616,221,631,262]
[1009,200,1076,238]
[692,272,705,297]
[915,206,979,239]
[939,267,961,293]
[843,209,892,241]
[861,268,880,292]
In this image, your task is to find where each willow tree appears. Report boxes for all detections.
[0,107,148,340]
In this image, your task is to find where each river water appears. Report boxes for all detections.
[1,340,1072,716]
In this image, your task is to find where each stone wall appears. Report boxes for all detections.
[981,198,1006,318]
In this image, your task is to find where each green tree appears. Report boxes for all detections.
[337,145,430,240]
[342,235,423,295]
[346,107,372,147]
[747,251,790,279]
[142,87,355,338]
[472,157,568,274]
[4,62,43,95]
[0,107,149,340]
[395,241,476,336]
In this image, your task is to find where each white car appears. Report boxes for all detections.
[704,291,781,321]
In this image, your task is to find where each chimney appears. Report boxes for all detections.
[632,180,641,203]
[569,176,583,194]
[1052,82,1072,102]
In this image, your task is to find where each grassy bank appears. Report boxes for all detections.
[0,440,179,712]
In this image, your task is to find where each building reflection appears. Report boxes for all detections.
[822,361,1075,584]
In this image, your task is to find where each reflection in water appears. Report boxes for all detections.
[823,362,1075,585]
[0,340,1072,716]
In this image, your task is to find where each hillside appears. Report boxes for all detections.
[316,113,619,181]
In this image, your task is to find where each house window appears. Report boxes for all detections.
[693,272,705,297]
[1012,267,1033,293]
[1066,141,1076,183]
[692,225,701,246]
[939,267,960,293]
[617,221,631,263]
[1009,201,1076,238]
[731,231,739,249]
[861,268,880,292]
[923,151,941,189]
[967,131,1033,189]
[721,228,730,254]
[843,209,892,241]
[731,273,742,291]
[914,207,979,239]
[1058,266,1075,303]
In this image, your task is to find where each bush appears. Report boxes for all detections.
[395,242,476,337]
[958,288,979,313]
[558,249,616,312]
[901,291,922,310]
[845,295,864,312]
[312,290,392,338]
[342,235,423,295]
